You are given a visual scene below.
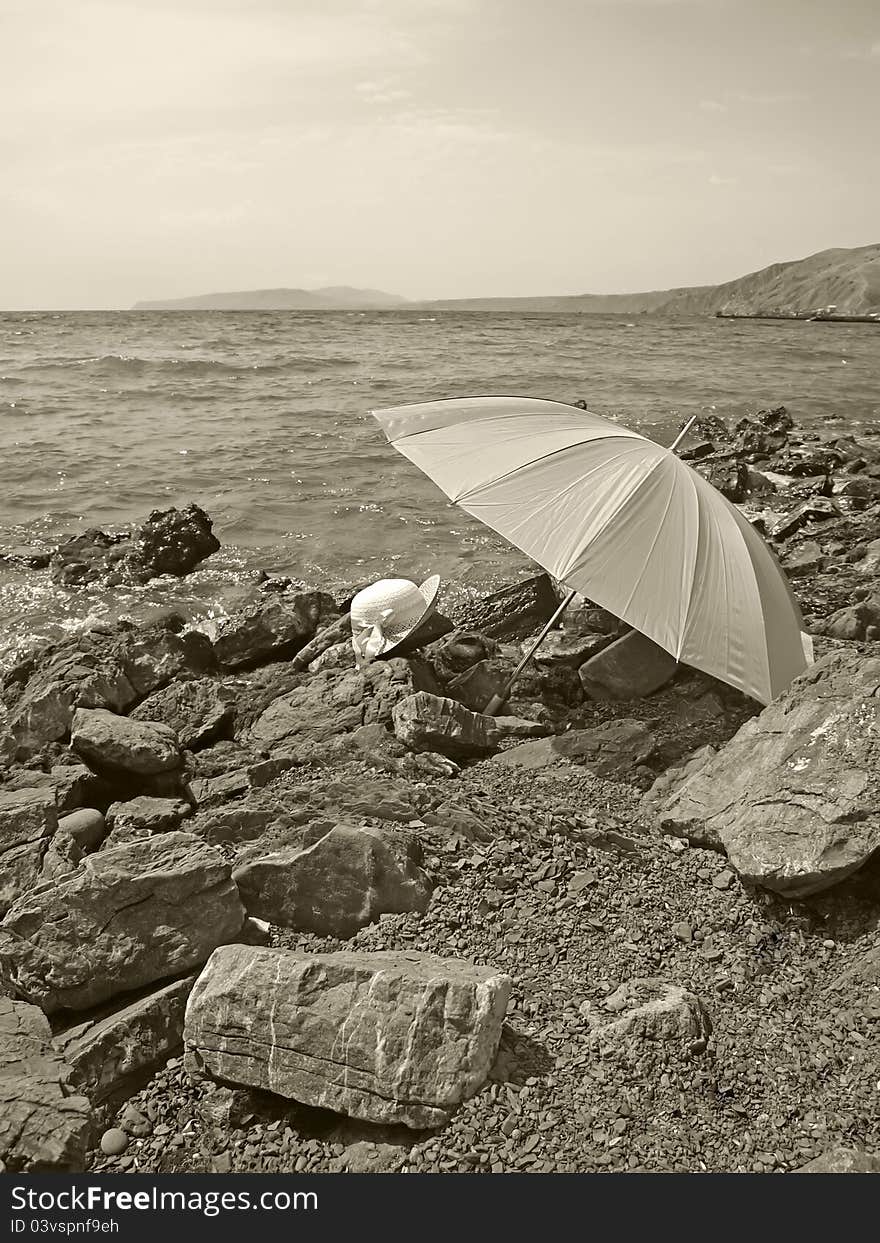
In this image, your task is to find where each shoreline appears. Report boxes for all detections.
[2,403,879,1176]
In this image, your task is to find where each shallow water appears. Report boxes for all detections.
[2,309,878,664]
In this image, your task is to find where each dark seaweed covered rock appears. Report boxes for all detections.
[49,503,220,587]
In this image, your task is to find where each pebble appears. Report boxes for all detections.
[100,1129,129,1157]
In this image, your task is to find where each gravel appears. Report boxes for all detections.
[86,738,880,1175]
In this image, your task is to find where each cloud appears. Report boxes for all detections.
[699,99,727,113]
[708,173,737,186]
[355,80,414,105]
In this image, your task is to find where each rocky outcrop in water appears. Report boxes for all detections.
[49,503,220,587]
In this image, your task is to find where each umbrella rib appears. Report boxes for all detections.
[454,433,649,505]
[676,465,703,660]
[555,449,672,580]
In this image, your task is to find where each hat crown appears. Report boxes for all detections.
[351,578,426,629]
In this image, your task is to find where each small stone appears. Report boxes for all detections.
[672,922,693,943]
[711,870,734,890]
[100,1128,129,1156]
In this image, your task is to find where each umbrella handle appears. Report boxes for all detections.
[483,589,578,716]
[482,417,697,717]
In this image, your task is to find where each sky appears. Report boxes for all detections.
[1,0,878,307]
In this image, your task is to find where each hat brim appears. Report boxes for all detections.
[377,573,441,656]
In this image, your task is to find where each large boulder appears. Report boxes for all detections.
[392,692,499,759]
[646,651,880,895]
[49,503,220,587]
[491,719,654,774]
[0,832,245,1013]
[70,707,181,775]
[214,591,338,669]
[579,629,678,700]
[246,659,439,751]
[130,677,236,749]
[0,787,58,917]
[184,944,511,1127]
[0,995,92,1171]
[232,824,432,937]
[54,974,197,1103]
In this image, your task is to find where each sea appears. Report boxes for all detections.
[2,309,879,668]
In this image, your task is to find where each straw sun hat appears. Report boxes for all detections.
[350,575,441,663]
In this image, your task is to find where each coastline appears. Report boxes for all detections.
[1,404,879,1175]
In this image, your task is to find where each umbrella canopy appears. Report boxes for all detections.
[371,395,810,705]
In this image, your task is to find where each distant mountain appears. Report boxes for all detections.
[132,286,408,310]
[420,243,880,317]
[132,244,880,316]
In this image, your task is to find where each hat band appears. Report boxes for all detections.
[354,608,395,660]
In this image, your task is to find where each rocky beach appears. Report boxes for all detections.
[1,405,879,1177]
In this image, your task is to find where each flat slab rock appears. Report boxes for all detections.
[0,832,245,1013]
[246,658,439,750]
[54,974,196,1103]
[0,995,91,1172]
[491,719,654,773]
[646,650,880,896]
[184,944,511,1128]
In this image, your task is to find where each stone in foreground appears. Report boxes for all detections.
[392,692,499,759]
[578,629,678,700]
[1,832,245,1013]
[794,1148,880,1173]
[233,823,432,937]
[646,651,880,895]
[0,996,92,1172]
[184,944,511,1128]
[582,979,711,1045]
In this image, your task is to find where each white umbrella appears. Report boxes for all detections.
[370,396,811,706]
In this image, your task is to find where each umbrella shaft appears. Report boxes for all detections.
[669,414,697,453]
[487,589,578,713]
